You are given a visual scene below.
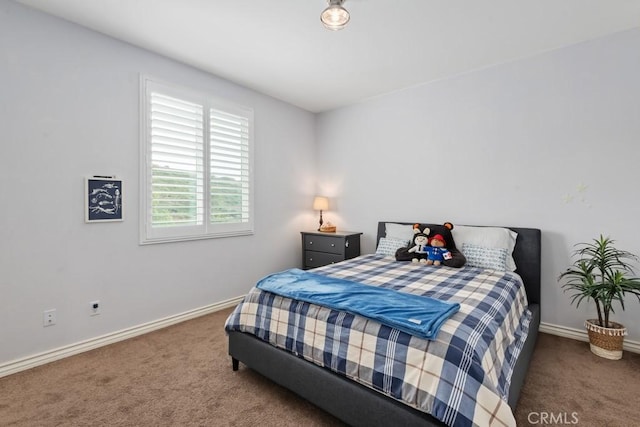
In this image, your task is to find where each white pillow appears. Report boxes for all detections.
[452,225,518,271]
[461,243,509,271]
[376,237,409,256]
[385,223,415,241]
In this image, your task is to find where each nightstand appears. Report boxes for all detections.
[301,231,362,269]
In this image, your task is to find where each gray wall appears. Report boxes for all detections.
[0,2,316,364]
[316,28,640,341]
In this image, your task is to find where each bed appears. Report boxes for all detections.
[225,222,541,426]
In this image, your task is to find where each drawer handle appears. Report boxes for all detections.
[309,258,313,261]
[309,241,313,245]
[345,240,349,248]
[331,243,335,247]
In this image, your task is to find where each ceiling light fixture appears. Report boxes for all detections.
[321,0,350,31]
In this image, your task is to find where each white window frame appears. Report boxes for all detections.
[139,75,254,244]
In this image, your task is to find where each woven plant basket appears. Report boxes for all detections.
[585,319,626,360]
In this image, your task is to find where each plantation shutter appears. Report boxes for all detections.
[149,92,204,228]
[141,76,253,244]
[209,109,250,225]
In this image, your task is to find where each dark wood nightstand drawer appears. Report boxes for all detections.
[300,231,362,269]
[303,234,344,255]
[305,250,344,268]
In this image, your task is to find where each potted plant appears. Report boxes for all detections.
[559,235,640,360]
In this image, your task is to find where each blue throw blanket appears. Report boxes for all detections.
[256,268,459,339]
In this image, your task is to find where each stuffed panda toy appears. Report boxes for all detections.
[407,225,430,263]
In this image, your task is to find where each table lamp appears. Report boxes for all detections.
[313,196,329,231]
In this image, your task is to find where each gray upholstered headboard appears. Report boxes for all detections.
[376,222,541,305]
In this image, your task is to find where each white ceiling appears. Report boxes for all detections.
[16,0,640,112]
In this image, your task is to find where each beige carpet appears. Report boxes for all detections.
[1,307,639,426]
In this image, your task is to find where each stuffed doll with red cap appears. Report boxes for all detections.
[425,234,452,266]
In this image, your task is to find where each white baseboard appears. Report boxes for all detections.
[0,296,244,379]
[4,306,636,379]
[539,321,640,354]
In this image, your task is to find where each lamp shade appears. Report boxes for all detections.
[313,196,329,211]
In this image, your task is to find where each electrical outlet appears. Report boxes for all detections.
[90,300,100,316]
[43,309,56,327]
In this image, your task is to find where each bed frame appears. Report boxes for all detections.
[228,222,541,426]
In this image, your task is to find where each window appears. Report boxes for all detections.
[140,76,253,244]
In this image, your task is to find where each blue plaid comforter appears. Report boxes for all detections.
[225,254,531,427]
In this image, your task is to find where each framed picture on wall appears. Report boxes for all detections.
[85,176,123,223]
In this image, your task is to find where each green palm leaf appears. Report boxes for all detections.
[558,235,640,328]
